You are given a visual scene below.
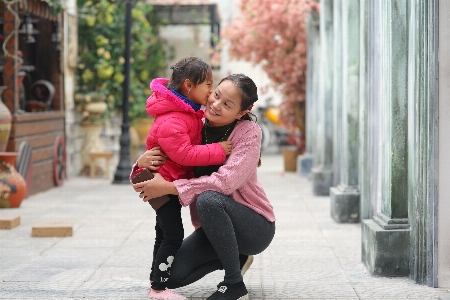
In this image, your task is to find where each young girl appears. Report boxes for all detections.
[134,74,276,300]
[130,57,232,300]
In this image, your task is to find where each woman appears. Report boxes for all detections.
[133,74,276,300]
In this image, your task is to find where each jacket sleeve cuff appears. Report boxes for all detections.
[129,162,141,181]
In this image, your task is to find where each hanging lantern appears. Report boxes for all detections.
[21,14,36,44]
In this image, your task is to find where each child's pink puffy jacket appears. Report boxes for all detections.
[130,78,226,182]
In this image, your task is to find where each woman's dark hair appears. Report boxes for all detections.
[220,73,262,166]
[167,57,213,93]
[218,73,258,121]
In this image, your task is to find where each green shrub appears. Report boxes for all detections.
[77,0,172,121]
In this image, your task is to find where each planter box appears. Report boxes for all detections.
[282,146,299,172]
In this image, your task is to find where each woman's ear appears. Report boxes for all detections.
[236,110,249,120]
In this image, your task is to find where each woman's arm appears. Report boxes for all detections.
[138,147,167,169]
[132,122,261,202]
[129,147,166,180]
[174,122,261,206]
[133,173,178,199]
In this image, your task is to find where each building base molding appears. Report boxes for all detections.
[298,153,313,177]
[330,186,360,223]
[361,219,410,276]
[311,166,333,196]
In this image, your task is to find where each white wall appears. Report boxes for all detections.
[438,0,450,288]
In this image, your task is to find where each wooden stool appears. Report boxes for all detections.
[89,151,113,179]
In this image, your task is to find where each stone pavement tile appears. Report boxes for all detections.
[337,258,366,271]
[0,281,73,299]
[261,282,359,300]
[1,154,450,299]
[55,237,125,249]
[101,247,153,269]
[173,269,225,299]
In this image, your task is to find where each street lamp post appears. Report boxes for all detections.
[113,0,133,184]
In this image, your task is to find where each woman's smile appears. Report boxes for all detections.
[208,106,220,116]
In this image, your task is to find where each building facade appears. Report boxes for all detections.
[303,0,450,287]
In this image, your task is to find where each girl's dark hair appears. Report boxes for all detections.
[218,73,258,121]
[168,57,213,93]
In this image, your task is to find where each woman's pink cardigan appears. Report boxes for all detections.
[174,120,276,229]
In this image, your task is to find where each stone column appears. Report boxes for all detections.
[311,0,333,195]
[329,0,360,223]
[331,0,342,187]
[438,0,450,288]
[408,0,438,286]
[362,0,411,277]
[299,9,320,177]
[359,0,371,220]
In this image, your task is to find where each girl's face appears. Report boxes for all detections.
[187,78,213,106]
[205,80,248,127]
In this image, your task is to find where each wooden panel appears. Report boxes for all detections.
[31,146,53,163]
[12,111,65,122]
[7,132,62,151]
[10,119,64,137]
[30,160,54,195]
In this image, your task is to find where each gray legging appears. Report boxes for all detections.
[167,190,275,288]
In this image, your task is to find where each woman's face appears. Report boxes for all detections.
[205,80,247,127]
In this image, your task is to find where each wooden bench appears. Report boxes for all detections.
[89,151,113,179]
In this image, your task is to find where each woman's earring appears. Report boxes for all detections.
[188,89,191,93]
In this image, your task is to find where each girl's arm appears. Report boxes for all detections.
[157,117,227,166]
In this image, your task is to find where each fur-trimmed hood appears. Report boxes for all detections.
[146,78,204,117]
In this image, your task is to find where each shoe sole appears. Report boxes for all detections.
[241,255,254,276]
[238,294,249,300]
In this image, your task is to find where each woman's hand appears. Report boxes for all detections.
[137,146,167,171]
[132,173,178,201]
[219,141,232,155]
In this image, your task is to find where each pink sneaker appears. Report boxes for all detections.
[148,287,187,300]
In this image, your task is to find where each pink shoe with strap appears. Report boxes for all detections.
[148,287,187,300]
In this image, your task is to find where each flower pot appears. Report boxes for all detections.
[282,146,299,172]
[0,86,12,152]
[132,118,155,145]
[0,152,27,208]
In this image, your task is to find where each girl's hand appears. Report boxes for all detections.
[219,141,232,155]
[137,146,167,170]
[132,173,178,201]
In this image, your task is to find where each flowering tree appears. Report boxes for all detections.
[223,0,319,152]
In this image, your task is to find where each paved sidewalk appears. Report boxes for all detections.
[0,154,449,299]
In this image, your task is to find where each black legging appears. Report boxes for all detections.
[167,190,275,288]
[150,195,184,290]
